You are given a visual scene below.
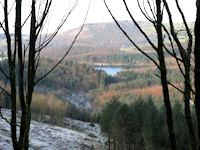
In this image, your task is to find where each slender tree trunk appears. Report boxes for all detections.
[1,0,82,149]
[5,0,19,148]
[195,2,200,149]
[162,0,196,149]
[23,0,37,149]
[15,0,27,149]
[113,138,116,150]
[156,0,177,149]
[108,136,111,150]
[184,63,197,150]
[24,111,31,150]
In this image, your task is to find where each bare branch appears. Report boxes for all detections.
[36,0,52,34]
[163,0,195,96]
[155,74,184,93]
[162,0,188,59]
[0,22,6,34]
[147,0,156,20]
[175,0,193,54]
[3,0,14,68]
[22,12,31,27]
[0,108,21,127]
[162,24,183,62]
[0,85,11,97]
[0,1,3,8]
[0,67,10,80]
[0,1,15,26]
[104,0,160,69]
[137,0,155,24]
[122,0,157,51]
[34,52,40,74]
[35,0,79,52]
[34,0,91,85]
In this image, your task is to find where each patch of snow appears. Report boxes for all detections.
[0,109,107,150]
[62,89,93,109]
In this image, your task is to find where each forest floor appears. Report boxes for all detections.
[0,109,107,150]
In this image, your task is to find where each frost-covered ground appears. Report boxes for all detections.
[0,109,107,150]
[62,89,93,109]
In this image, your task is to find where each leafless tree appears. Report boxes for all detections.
[103,0,177,149]
[162,0,197,149]
[0,0,90,149]
[104,0,198,149]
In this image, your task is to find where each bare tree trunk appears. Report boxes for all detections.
[108,136,111,150]
[162,0,196,149]
[4,0,18,149]
[184,63,197,150]
[156,1,177,149]
[23,1,37,149]
[0,0,88,149]
[195,1,200,149]
[103,0,177,149]
[15,0,27,149]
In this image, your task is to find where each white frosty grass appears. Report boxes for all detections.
[0,109,107,150]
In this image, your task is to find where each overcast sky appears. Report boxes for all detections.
[53,0,196,33]
[0,0,197,34]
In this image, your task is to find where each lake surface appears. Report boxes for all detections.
[95,66,124,76]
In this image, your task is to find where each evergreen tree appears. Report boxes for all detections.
[100,96,121,149]
[142,95,169,150]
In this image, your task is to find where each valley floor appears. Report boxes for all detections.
[0,109,106,150]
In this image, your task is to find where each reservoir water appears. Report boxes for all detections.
[95,66,124,76]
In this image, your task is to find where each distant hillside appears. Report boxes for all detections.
[0,21,194,62]
[1,21,154,54]
[0,34,29,51]
[48,20,157,49]
[40,21,158,61]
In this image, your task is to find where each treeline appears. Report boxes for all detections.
[41,46,121,60]
[1,90,100,126]
[36,59,116,91]
[36,59,100,90]
[0,59,113,91]
[0,58,180,94]
[96,53,157,65]
[110,69,183,90]
[42,46,160,66]
[69,52,158,66]
[90,69,183,104]
[30,93,100,126]
[92,84,182,110]
[100,96,191,150]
